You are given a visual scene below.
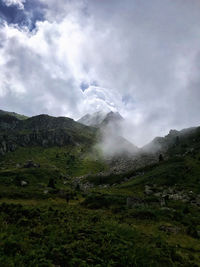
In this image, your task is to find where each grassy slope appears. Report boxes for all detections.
[0,146,107,176]
[0,145,108,200]
[1,129,200,265]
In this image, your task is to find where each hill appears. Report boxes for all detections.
[0,109,28,120]
[143,126,200,157]
[1,110,200,265]
[0,113,97,154]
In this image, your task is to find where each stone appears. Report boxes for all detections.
[168,194,183,201]
[23,160,39,168]
[160,198,166,207]
[21,180,28,186]
[159,225,180,234]
[154,192,162,197]
[145,185,153,195]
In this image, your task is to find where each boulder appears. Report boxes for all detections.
[23,160,39,168]
[159,225,180,234]
[144,185,153,195]
[21,180,28,186]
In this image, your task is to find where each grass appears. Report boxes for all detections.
[0,146,108,177]
[1,200,199,266]
[1,143,200,265]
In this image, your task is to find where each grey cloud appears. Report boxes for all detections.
[0,25,82,117]
[0,0,200,146]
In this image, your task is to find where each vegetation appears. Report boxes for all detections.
[0,147,200,266]
[0,110,28,120]
[1,111,200,266]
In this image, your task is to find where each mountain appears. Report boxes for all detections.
[77,111,107,126]
[143,126,200,156]
[0,109,28,120]
[78,111,124,127]
[1,110,200,265]
[100,111,124,126]
[0,113,97,156]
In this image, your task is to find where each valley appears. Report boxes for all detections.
[0,110,200,266]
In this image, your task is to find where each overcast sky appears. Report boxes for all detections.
[0,0,200,146]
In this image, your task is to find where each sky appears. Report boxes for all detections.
[0,0,200,146]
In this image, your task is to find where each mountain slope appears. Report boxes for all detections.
[143,126,200,156]
[1,121,200,266]
[0,114,97,156]
[0,109,28,120]
[1,111,200,265]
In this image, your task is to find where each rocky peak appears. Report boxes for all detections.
[101,111,124,126]
[77,111,107,126]
[78,111,124,127]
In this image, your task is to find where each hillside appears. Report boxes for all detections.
[0,109,28,120]
[0,113,97,155]
[1,110,200,266]
[143,126,200,157]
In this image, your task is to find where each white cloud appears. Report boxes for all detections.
[2,0,26,9]
[82,86,121,114]
[1,0,200,145]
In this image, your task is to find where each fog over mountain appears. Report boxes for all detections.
[1,0,200,146]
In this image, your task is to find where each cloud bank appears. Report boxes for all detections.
[0,0,200,146]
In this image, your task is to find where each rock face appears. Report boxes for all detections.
[0,115,20,130]
[0,113,96,156]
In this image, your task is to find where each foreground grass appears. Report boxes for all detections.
[1,149,200,266]
[0,195,200,266]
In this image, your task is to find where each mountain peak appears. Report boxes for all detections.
[77,111,123,127]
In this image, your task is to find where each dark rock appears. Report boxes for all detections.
[159,225,180,234]
[23,160,40,168]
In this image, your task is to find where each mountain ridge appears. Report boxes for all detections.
[78,111,124,127]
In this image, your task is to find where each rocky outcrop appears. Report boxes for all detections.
[143,184,200,207]
[23,160,40,168]
[0,114,20,130]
